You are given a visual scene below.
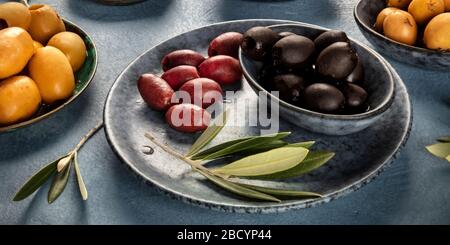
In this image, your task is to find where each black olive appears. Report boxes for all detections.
[278,31,296,39]
[271,74,306,103]
[315,42,358,81]
[314,30,349,54]
[341,83,368,108]
[302,83,345,113]
[272,35,315,69]
[345,57,364,84]
[241,26,279,61]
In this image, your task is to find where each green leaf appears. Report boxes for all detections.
[238,183,322,198]
[48,158,72,204]
[258,151,335,179]
[185,110,228,157]
[197,170,280,202]
[426,142,450,160]
[213,146,309,177]
[201,132,291,161]
[437,136,450,143]
[73,152,88,201]
[239,140,288,155]
[288,141,315,149]
[190,136,254,160]
[13,157,62,202]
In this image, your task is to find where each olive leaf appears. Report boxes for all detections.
[212,147,309,177]
[186,110,228,157]
[437,136,450,143]
[73,152,88,201]
[189,136,254,160]
[257,151,335,179]
[288,141,315,148]
[240,140,315,156]
[197,170,280,202]
[199,132,291,161]
[48,158,72,204]
[57,153,73,172]
[426,142,450,162]
[12,157,63,202]
[237,183,322,198]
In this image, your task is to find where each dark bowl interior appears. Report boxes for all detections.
[240,23,394,120]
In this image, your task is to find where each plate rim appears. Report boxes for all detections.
[103,19,412,213]
[0,19,98,133]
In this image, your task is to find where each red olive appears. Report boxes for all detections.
[198,55,242,85]
[178,78,223,108]
[161,49,205,71]
[161,65,200,90]
[165,104,211,133]
[208,32,243,58]
[137,74,174,111]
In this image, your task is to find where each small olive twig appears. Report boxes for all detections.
[144,133,226,178]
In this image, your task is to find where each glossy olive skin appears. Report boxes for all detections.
[341,83,368,109]
[48,31,87,72]
[198,55,242,85]
[0,2,31,30]
[161,49,205,71]
[28,4,66,44]
[314,30,349,54]
[277,31,296,39]
[272,35,315,69]
[137,73,174,111]
[165,103,211,133]
[178,78,223,108]
[316,42,358,81]
[345,58,364,84]
[241,26,279,61]
[161,65,199,90]
[303,83,345,113]
[208,32,243,58]
[0,76,41,125]
[0,27,34,79]
[272,74,306,103]
[28,46,75,104]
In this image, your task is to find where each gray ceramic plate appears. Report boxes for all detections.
[104,19,412,213]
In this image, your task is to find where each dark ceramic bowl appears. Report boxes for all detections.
[240,23,395,136]
[0,19,97,133]
[354,0,450,70]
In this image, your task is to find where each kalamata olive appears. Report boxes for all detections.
[198,55,242,85]
[161,49,205,71]
[316,42,358,81]
[161,65,200,90]
[303,83,345,113]
[272,35,315,70]
[314,30,349,54]
[165,104,211,133]
[344,58,364,84]
[137,74,174,111]
[178,78,223,108]
[208,32,243,58]
[272,74,306,103]
[341,83,368,108]
[241,26,279,61]
[278,31,296,39]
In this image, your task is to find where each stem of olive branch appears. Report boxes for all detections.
[144,133,220,176]
[72,122,104,153]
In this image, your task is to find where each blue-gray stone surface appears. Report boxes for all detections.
[0,0,449,224]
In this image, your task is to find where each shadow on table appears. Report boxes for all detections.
[67,0,174,22]
[0,88,92,164]
[217,0,339,23]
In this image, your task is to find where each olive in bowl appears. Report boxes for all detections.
[354,0,450,70]
[239,23,395,136]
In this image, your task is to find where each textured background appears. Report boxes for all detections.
[0,0,449,224]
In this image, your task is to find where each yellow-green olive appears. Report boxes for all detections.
[48,32,87,71]
[28,4,65,44]
[383,10,418,45]
[408,0,445,25]
[0,2,31,30]
[28,46,75,104]
[0,27,34,79]
[424,13,450,50]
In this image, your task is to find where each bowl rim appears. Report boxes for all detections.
[353,0,450,55]
[239,22,395,120]
[0,19,98,133]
